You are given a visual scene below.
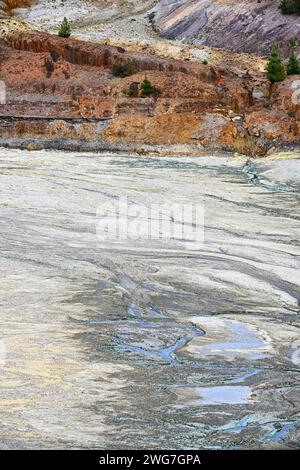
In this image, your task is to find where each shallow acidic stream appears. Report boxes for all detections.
[0,149,299,449]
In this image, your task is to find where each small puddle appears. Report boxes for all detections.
[211,321,268,360]
[196,319,270,361]
[174,385,251,407]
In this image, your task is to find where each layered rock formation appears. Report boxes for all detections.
[152,0,300,56]
[0,31,299,156]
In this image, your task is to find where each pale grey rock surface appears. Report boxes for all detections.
[0,149,299,448]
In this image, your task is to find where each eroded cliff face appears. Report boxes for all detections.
[0,32,299,156]
[152,0,300,56]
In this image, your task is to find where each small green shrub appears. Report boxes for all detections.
[58,17,71,38]
[202,59,208,65]
[289,37,297,48]
[140,78,161,98]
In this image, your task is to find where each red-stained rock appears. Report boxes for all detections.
[244,109,299,142]
[0,32,299,156]
[6,33,222,83]
[271,78,300,121]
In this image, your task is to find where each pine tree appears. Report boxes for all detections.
[287,37,300,75]
[287,50,300,74]
[267,44,286,83]
[58,17,71,38]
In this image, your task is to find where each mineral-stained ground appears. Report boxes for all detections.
[0,150,299,449]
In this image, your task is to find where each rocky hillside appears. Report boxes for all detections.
[8,0,160,44]
[4,1,300,57]
[0,2,299,157]
[152,0,300,56]
[0,32,299,156]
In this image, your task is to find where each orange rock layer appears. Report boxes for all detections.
[0,32,299,156]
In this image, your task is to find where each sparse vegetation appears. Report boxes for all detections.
[202,59,208,65]
[140,78,161,98]
[58,17,71,38]
[279,0,300,14]
[287,37,300,75]
[267,44,286,83]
